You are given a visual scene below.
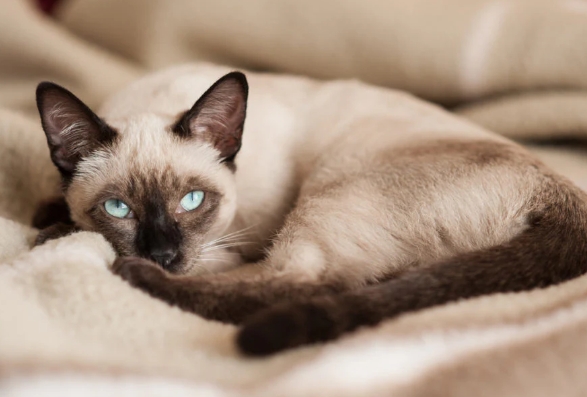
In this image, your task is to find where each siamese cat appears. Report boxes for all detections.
[35,64,587,357]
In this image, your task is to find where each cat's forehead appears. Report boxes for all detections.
[112,115,220,170]
[72,114,228,199]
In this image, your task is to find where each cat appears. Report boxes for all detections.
[35,63,587,357]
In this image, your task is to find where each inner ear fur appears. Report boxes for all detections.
[36,82,117,180]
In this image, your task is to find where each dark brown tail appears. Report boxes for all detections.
[237,180,587,356]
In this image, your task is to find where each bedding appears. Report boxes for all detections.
[2,1,587,395]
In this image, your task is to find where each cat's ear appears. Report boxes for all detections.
[36,82,117,179]
[173,72,248,162]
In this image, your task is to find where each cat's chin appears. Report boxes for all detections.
[184,249,243,276]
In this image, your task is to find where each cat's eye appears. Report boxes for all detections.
[178,190,205,213]
[104,199,131,218]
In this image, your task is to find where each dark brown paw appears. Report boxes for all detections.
[237,302,336,357]
[111,256,168,292]
[35,223,79,246]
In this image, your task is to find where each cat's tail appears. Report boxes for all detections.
[237,179,587,356]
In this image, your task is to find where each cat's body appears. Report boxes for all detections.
[35,63,587,356]
[94,64,528,280]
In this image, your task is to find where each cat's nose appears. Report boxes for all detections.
[149,249,178,268]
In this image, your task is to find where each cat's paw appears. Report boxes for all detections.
[236,301,335,356]
[111,256,168,291]
[34,223,79,246]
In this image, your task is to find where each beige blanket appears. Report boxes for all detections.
[2,0,587,395]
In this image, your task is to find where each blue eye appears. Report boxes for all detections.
[104,199,131,218]
[179,190,205,212]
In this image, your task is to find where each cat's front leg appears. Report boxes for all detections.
[112,256,342,324]
[111,256,192,306]
[112,256,271,323]
[35,223,80,246]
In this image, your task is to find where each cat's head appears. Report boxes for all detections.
[36,72,248,274]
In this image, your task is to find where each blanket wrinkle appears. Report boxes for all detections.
[2,0,587,395]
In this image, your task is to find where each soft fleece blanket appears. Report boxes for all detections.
[2,1,587,395]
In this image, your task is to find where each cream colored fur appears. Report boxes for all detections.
[84,64,536,284]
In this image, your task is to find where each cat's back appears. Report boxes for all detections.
[99,63,315,122]
[99,62,502,148]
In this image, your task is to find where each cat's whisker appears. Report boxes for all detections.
[200,229,256,252]
[204,227,253,244]
[212,230,252,243]
[186,262,215,275]
[200,235,251,251]
[223,224,257,237]
[201,225,258,249]
[198,250,240,260]
[198,258,233,264]
[197,248,241,265]
[200,241,253,253]
[197,258,235,270]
